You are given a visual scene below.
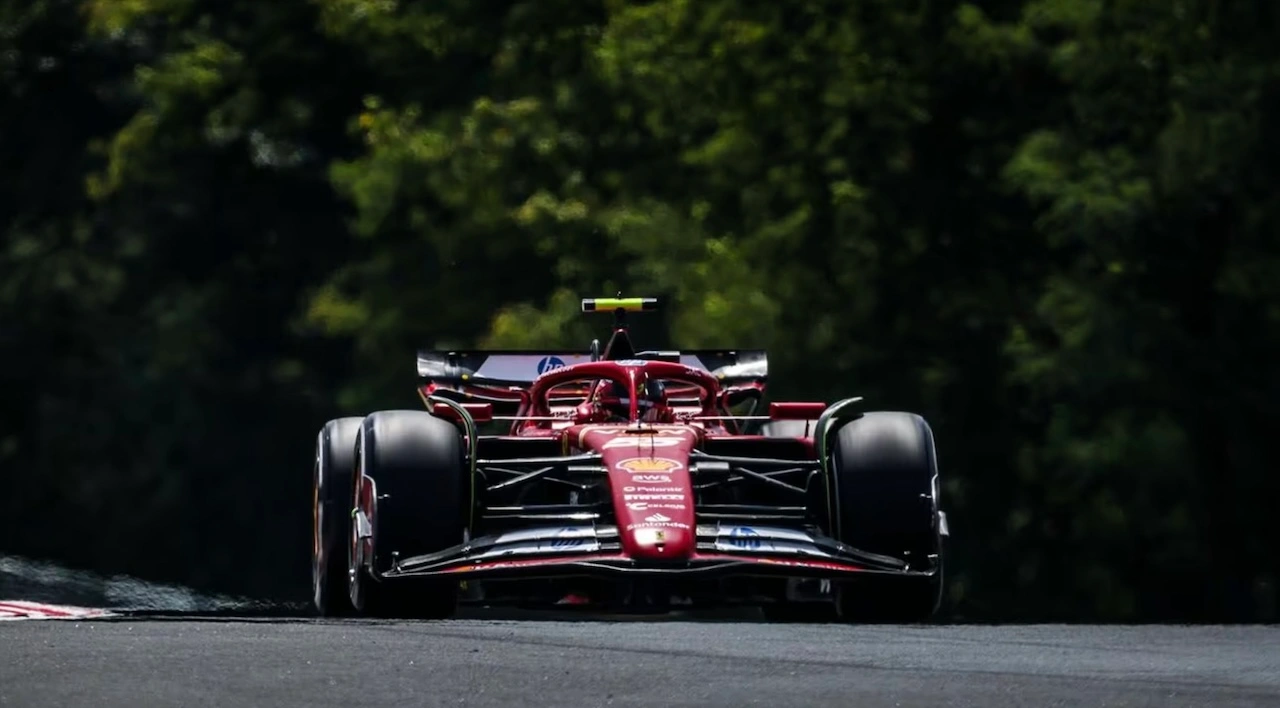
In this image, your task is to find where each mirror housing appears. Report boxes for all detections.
[720,387,762,409]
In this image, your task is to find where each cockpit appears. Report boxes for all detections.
[581,376,675,424]
[518,359,724,431]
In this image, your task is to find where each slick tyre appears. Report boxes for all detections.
[829,412,943,623]
[348,410,466,619]
[312,416,363,617]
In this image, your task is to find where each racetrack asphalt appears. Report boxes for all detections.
[3,613,1278,707]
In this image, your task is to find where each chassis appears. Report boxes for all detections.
[312,297,948,621]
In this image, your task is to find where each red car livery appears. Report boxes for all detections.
[311,297,948,622]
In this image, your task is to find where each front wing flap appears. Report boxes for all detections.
[381,523,933,581]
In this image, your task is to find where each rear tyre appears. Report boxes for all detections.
[829,412,943,623]
[312,417,363,617]
[348,410,466,619]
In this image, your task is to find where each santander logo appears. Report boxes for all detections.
[627,512,688,530]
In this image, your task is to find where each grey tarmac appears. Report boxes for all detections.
[2,616,1278,707]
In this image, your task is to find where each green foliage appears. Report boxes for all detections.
[1,0,1276,619]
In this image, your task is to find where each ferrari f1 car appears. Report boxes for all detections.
[312,298,948,622]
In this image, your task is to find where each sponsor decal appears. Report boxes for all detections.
[623,493,685,501]
[621,486,682,493]
[626,502,686,511]
[626,512,690,530]
[628,519,675,524]
[616,457,683,473]
[548,527,583,549]
[579,427,689,447]
[630,475,672,483]
[727,526,762,550]
[602,436,685,449]
[537,356,567,374]
[632,528,668,545]
[473,354,588,380]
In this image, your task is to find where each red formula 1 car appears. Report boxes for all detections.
[311,298,948,622]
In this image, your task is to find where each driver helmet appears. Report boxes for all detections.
[596,380,632,421]
[638,378,667,419]
[595,377,670,422]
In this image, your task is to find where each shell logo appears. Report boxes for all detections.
[616,457,683,473]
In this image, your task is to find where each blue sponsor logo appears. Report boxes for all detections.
[537,356,567,375]
[549,528,582,549]
[727,526,761,550]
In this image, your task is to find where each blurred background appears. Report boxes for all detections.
[1,0,1276,622]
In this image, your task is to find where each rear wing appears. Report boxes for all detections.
[416,349,768,387]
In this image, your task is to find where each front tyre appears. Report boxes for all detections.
[348,410,467,619]
[312,417,364,617]
[829,411,944,623]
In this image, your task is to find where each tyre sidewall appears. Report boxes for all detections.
[313,416,363,615]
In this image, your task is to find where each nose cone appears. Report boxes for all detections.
[624,514,694,560]
[609,460,697,560]
[573,424,702,562]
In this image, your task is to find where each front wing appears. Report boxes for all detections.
[380,523,935,581]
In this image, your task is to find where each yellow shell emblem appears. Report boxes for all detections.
[617,458,682,473]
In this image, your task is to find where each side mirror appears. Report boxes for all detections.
[723,388,761,407]
[718,386,765,419]
[768,402,826,420]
